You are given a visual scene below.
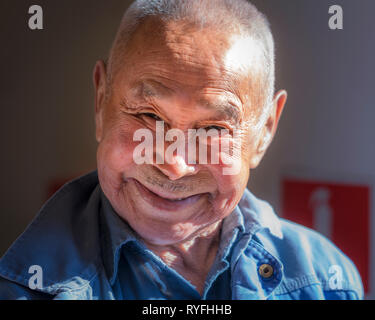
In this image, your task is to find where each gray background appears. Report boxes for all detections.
[1,0,374,298]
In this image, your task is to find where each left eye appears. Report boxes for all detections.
[140,113,162,121]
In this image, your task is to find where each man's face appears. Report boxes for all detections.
[94,18,285,245]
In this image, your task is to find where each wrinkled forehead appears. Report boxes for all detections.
[112,17,264,111]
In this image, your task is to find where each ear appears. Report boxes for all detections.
[250,90,287,169]
[93,60,107,143]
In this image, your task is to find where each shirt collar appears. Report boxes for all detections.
[99,191,141,285]
[100,187,283,286]
[238,188,283,240]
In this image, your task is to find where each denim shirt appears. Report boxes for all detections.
[0,171,364,300]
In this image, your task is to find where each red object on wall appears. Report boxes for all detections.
[281,179,370,293]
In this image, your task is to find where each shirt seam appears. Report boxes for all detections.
[273,282,360,299]
[274,275,362,296]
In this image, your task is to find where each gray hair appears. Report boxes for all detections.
[107,0,275,110]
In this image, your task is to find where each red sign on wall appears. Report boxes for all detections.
[282,179,370,293]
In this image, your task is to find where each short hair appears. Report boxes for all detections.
[107,0,275,110]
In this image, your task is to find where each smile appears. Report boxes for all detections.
[132,178,206,210]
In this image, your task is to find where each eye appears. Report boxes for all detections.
[204,125,227,131]
[139,112,162,121]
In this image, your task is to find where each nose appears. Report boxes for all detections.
[153,154,197,181]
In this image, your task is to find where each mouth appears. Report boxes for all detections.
[132,179,207,210]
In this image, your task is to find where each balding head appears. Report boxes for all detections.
[107,0,275,111]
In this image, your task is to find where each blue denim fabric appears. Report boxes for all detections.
[0,171,364,300]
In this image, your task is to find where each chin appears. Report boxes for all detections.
[130,218,202,246]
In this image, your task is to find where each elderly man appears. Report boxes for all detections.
[0,0,363,300]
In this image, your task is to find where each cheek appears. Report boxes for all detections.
[207,136,252,191]
[203,135,253,214]
[97,120,140,189]
[204,161,249,217]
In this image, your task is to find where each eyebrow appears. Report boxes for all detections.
[131,79,174,100]
[198,99,242,124]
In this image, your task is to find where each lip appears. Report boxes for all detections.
[132,179,206,211]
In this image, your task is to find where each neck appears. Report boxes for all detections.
[144,221,223,295]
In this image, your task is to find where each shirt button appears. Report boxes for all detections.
[259,264,274,279]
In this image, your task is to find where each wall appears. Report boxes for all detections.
[0,0,130,255]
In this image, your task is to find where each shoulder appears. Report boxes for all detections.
[264,218,364,299]
[0,171,103,299]
[238,189,364,299]
[280,218,360,276]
